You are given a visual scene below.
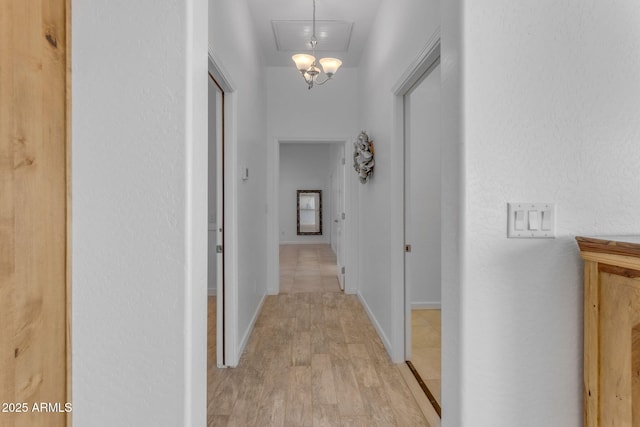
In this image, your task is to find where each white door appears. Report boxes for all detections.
[404,59,442,357]
[336,143,346,289]
[208,73,225,367]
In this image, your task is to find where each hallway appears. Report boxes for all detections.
[207,244,429,426]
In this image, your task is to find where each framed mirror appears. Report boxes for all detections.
[297,190,322,235]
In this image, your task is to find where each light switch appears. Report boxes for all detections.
[541,210,552,230]
[507,202,556,238]
[514,210,525,230]
[528,211,539,230]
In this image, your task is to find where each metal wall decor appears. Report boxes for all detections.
[353,131,375,183]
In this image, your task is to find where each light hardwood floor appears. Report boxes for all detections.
[411,310,442,406]
[279,244,342,294]
[207,244,430,426]
[209,295,217,370]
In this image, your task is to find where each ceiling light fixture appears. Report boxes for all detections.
[291,0,342,90]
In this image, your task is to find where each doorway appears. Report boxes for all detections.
[268,139,353,295]
[207,72,225,367]
[403,55,442,416]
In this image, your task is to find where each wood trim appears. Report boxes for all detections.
[397,363,441,427]
[576,236,640,259]
[1,0,69,424]
[584,260,599,427]
[65,1,72,425]
[578,251,640,272]
[599,264,640,279]
[406,361,441,417]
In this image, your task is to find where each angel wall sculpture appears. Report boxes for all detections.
[353,131,375,183]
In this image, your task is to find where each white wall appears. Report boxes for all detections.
[361,1,640,425]
[459,2,640,425]
[209,0,268,363]
[279,144,332,244]
[267,66,359,139]
[356,0,441,367]
[363,0,640,425]
[72,0,208,425]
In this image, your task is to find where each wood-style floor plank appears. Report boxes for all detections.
[207,244,430,426]
[411,309,442,405]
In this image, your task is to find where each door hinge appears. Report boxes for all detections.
[341,212,346,220]
[405,244,412,253]
[341,266,345,274]
[216,245,223,254]
[341,158,346,165]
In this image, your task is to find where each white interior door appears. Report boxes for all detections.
[404,60,442,357]
[336,143,346,289]
[208,73,225,367]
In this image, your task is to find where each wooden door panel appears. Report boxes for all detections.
[1,0,69,426]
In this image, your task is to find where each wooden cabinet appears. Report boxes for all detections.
[577,236,640,427]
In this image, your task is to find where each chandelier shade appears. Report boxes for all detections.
[318,58,342,76]
[292,54,316,72]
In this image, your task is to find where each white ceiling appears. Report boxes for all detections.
[245,0,384,68]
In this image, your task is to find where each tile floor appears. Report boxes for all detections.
[206,244,430,426]
[411,309,442,405]
[279,244,341,294]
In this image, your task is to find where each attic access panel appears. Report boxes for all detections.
[272,20,353,52]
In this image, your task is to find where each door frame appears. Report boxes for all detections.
[266,137,359,295]
[389,30,441,363]
[335,143,346,290]
[208,50,238,367]
[401,55,442,360]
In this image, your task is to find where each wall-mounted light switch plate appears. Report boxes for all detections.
[507,202,556,238]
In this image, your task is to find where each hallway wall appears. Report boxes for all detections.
[459,2,640,426]
[266,66,359,139]
[72,0,208,425]
[360,0,640,426]
[209,0,269,364]
[356,0,441,378]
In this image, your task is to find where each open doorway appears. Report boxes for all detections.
[207,71,225,368]
[266,138,357,296]
[404,56,442,416]
[277,142,345,294]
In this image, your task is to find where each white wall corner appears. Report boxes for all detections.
[357,292,399,363]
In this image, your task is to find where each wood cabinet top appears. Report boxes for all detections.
[576,235,640,258]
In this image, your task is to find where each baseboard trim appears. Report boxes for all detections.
[411,301,441,310]
[357,292,394,359]
[236,294,266,361]
[279,241,330,245]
